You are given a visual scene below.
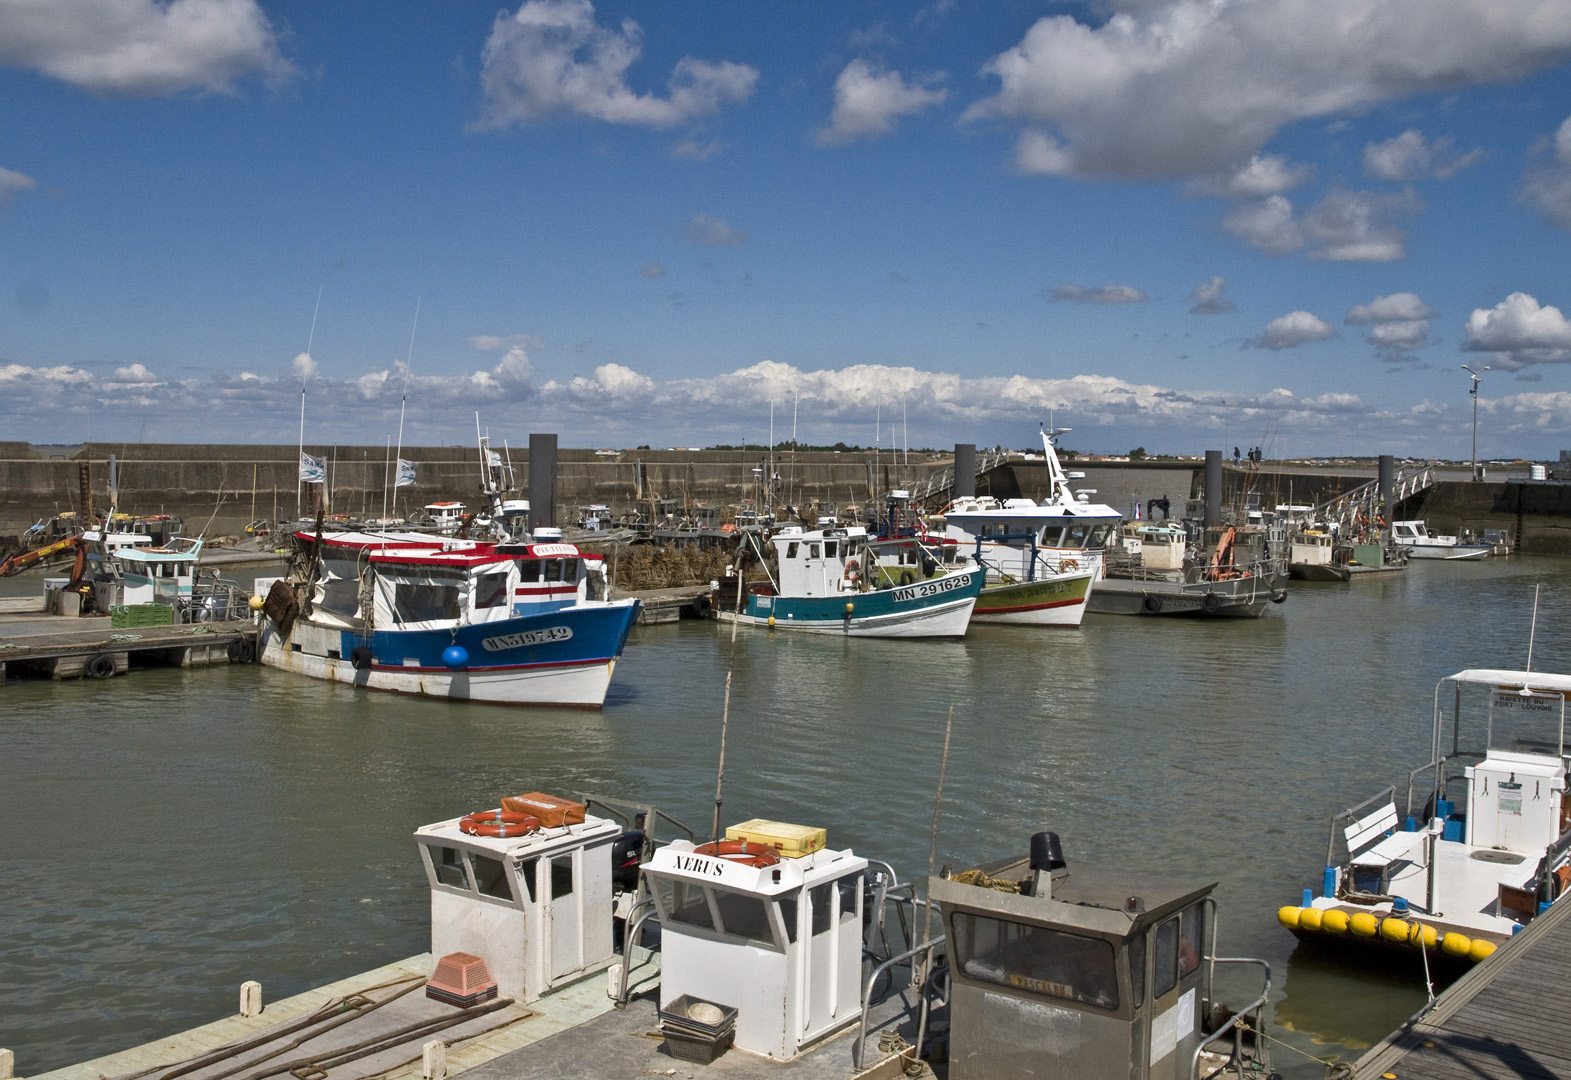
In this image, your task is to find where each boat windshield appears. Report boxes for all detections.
[950,911,1119,1011]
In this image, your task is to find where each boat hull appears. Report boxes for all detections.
[720,567,984,637]
[1400,543,1492,560]
[259,600,640,707]
[971,571,1094,627]
[1290,562,1352,582]
[1086,575,1283,618]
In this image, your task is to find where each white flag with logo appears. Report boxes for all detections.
[487,449,503,467]
[395,458,417,488]
[299,452,326,484]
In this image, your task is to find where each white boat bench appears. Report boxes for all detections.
[1346,802,1423,884]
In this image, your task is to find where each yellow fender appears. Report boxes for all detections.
[1350,912,1380,937]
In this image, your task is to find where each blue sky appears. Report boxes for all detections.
[3,0,1571,459]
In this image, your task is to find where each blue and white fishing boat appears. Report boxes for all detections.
[256,530,639,707]
[717,525,983,637]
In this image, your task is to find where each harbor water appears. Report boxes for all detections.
[2,557,1569,1077]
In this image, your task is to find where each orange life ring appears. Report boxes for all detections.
[1061,558,1079,572]
[693,839,781,868]
[843,558,860,582]
[459,809,542,838]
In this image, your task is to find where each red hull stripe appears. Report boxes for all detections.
[978,597,1085,615]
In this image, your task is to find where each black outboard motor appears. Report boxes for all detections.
[611,830,645,893]
[1029,831,1065,898]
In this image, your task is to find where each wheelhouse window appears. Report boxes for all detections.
[951,912,1119,1011]
[1065,524,1090,547]
[649,878,781,948]
[519,560,541,582]
[1040,526,1065,546]
[394,582,460,623]
[785,542,800,559]
[473,572,509,609]
[544,559,563,582]
[824,540,838,558]
[431,845,466,889]
[1088,524,1114,548]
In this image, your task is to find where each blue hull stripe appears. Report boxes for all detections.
[344,601,641,672]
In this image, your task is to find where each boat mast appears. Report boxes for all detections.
[297,285,322,522]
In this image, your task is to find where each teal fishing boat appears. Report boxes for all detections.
[718,525,984,637]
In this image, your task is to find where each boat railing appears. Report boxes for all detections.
[1532,826,1571,903]
[1190,956,1271,1080]
[852,934,945,1071]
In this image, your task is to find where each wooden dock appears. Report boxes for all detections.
[617,585,713,625]
[1352,892,1571,1079]
[0,613,259,681]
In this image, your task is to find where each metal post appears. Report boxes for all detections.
[1204,450,1222,530]
[1462,365,1489,481]
[953,444,976,499]
[528,433,557,531]
[1378,454,1393,538]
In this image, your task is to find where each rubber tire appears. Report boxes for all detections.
[690,594,712,618]
[1202,593,1223,616]
[1271,591,1288,604]
[85,653,116,679]
[899,571,916,586]
[227,637,258,664]
[350,645,374,670]
[1142,594,1164,614]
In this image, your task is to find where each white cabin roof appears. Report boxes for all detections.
[1446,669,1571,694]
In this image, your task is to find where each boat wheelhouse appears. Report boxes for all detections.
[719,525,983,637]
[1281,667,1571,976]
[930,831,1273,1080]
[1288,529,1350,582]
[256,530,639,707]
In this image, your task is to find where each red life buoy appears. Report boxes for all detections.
[693,839,781,868]
[459,809,542,838]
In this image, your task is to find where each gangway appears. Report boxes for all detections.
[911,446,1012,508]
[1309,466,1435,535]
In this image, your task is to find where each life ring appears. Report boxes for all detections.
[1142,594,1164,614]
[899,570,916,586]
[349,644,374,670]
[1061,558,1079,572]
[459,810,542,838]
[843,558,861,583]
[693,839,781,868]
[227,637,257,664]
[85,653,116,679]
[1201,592,1223,615]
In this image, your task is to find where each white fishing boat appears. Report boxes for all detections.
[1280,666,1571,977]
[255,529,639,707]
[1391,520,1491,560]
[934,426,1118,627]
[718,525,984,637]
[1288,529,1350,582]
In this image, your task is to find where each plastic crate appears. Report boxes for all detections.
[110,603,174,629]
[663,1028,733,1064]
[724,818,826,859]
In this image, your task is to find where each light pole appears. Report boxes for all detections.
[1461,364,1489,481]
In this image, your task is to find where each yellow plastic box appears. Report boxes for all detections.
[725,819,827,859]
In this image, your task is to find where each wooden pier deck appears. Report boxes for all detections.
[1352,891,1571,1079]
[616,585,712,625]
[0,613,259,681]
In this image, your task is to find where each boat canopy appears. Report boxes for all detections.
[1445,669,1571,694]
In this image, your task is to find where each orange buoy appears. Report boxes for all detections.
[459,809,542,838]
[693,838,781,868]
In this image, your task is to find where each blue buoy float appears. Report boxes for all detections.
[442,644,469,670]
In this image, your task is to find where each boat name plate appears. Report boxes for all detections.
[481,625,574,651]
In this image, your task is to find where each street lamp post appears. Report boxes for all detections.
[1461,364,1489,481]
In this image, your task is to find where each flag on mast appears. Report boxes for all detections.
[300,452,326,484]
[395,459,417,488]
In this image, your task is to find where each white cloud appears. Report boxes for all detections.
[1463,292,1571,368]
[0,164,37,200]
[291,352,317,382]
[1346,291,1437,359]
[1346,292,1437,324]
[1226,188,1417,260]
[467,332,544,351]
[815,59,946,144]
[1050,283,1148,305]
[1300,187,1419,262]
[1249,310,1336,350]
[684,212,746,246]
[964,0,1571,179]
[670,137,725,160]
[0,0,293,96]
[1195,154,1313,198]
[1520,115,1571,230]
[1188,276,1235,315]
[1363,130,1484,181]
[1221,195,1303,255]
[476,0,757,129]
[640,263,666,279]
[8,353,1571,454]
[109,363,160,384]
